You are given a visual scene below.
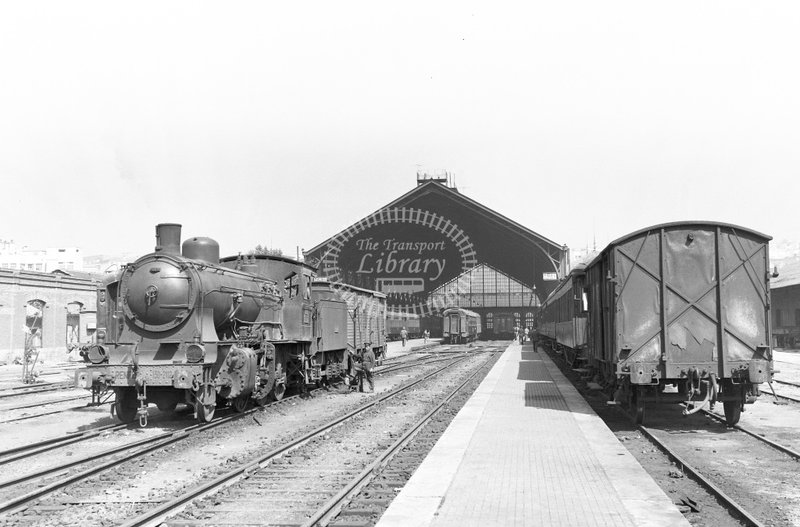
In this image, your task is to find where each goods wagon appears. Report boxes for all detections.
[537,221,773,425]
[387,311,421,340]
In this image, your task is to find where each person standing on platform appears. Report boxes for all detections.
[524,327,529,344]
[423,329,429,344]
[359,347,376,392]
[400,327,408,347]
[513,325,519,343]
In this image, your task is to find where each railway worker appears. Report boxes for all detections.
[423,329,429,344]
[513,325,519,342]
[523,327,529,343]
[359,348,376,392]
[400,327,408,347]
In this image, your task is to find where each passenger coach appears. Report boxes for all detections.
[442,307,481,344]
[537,221,774,425]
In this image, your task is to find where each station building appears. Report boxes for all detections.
[304,175,568,339]
[0,269,99,365]
[770,261,800,349]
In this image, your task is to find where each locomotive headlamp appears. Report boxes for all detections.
[87,344,108,364]
[185,343,205,363]
[96,328,107,344]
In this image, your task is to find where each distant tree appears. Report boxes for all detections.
[249,244,283,257]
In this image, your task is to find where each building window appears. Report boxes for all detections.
[525,312,535,329]
[66,302,83,350]
[26,300,46,350]
[486,312,493,330]
[284,273,299,298]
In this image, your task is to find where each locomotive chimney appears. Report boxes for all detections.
[155,223,182,255]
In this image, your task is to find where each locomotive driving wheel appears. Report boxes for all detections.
[232,394,249,413]
[195,383,216,423]
[113,388,138,423]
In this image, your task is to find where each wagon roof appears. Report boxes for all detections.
[583,221,771,268]
[219,253,318,272]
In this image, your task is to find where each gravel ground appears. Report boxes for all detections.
[0,343,492,527]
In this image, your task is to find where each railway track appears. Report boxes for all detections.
[543,344,800,527]
[637,425,766,527]
[0,348,490,526]
[0,382,74,399]
[116,351,495,527]
[0,393,304,518]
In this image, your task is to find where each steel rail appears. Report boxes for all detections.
[637,425,765,527]
[0,392,305,516]
[0,403,110,426]
[0,383,73,399]
[118,354,472,527]
[0,423,125,464]
[0,394,89,411]
[767,389,800,404]
[773,379,800,389]
[701,409,800,461]
[303,351,497,527]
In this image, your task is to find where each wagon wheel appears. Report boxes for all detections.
[633,385,646,425]
[232,394,249,413]
[722,382,744,426]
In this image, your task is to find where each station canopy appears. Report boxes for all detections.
[304,179,567,315]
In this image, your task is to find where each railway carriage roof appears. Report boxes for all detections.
[582,221,771,269]
[442,307,480,317]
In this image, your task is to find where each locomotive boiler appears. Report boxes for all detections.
[76,224,377,425]
[537,221,774,425]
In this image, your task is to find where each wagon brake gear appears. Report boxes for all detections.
[683,373,715,417]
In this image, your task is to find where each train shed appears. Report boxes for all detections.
[304,175,568,338]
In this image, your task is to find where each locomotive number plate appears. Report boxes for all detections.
[108,365,201,386]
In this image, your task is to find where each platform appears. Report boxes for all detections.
[376,341,690,527]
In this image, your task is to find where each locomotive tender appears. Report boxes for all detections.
[537,221,773,425]
[442,307,481,344]
[76,224,386,425]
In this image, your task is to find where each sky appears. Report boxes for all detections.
[1,2,799,259]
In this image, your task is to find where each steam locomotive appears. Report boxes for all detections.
[537,221,774,425]
[75,224,386,425]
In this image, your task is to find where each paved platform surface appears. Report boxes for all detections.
[377,341,690,527]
